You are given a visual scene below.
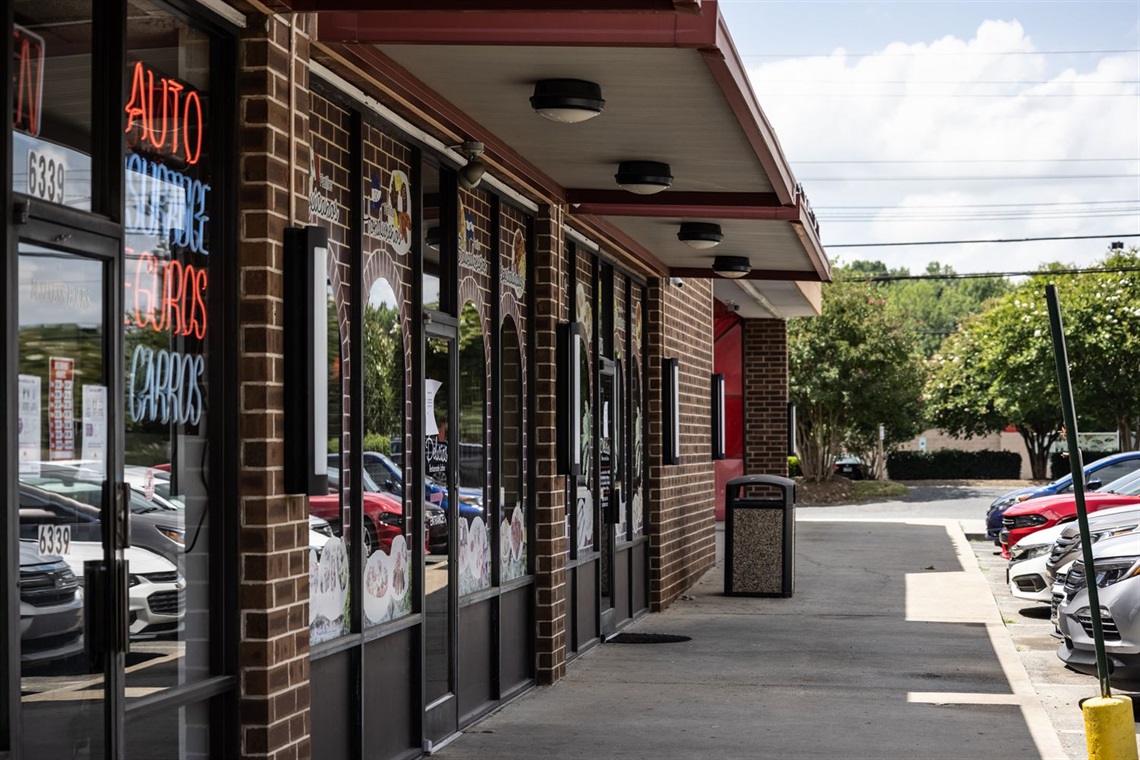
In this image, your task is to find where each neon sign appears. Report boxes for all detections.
[13,25,45,136]
[128,345,204,426]
[124,61,204,166]
[127,252,208,339]
[125,152,210,254]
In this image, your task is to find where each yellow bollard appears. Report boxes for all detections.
[1083,695,1138,760]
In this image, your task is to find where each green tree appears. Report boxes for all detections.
[789,281,926,481]
[925,279,1062,478]
[1062,248,1140,450]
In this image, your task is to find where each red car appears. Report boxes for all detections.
[1000,487,1140,557]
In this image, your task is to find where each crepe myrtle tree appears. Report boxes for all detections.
[925,282,1062,479]
[788,280,926,481]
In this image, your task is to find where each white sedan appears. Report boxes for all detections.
[1007,523,1068,603]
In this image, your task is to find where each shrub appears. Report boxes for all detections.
[362,433,392,456]
[886,450,1022,480]
[788,456,801,477]
[1049,450,1120,480]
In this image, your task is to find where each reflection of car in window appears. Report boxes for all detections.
[18,541,84,666]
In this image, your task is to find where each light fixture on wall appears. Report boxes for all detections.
[711,373,726,461]
[615,161,673,195]
[678,222,723,250]
[283,226,330,497]
[712,255,751,279]
[556,322,583,477]
[530,79,605,123]
[662,358,680,465]
[457,141,486,190]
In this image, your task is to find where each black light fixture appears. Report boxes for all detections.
[713,255,751,279]
[530,79,605,123]
[711,373,726,461]
[283,226,330,497]
[678,222,724,250]
[457,141,486,190]
[615,161,673,195]
[662,358,680,465]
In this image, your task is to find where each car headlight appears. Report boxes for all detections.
[129,574,141,587]
[1092,556,1140,587]
[313,522,334,538]
[156,525,186,546]
[1092,525,1138,543]
[1011,544,1052,562]
[1011,514,1048,529]
[378,513,405,527]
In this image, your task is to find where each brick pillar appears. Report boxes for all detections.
[237,13,313,760]
[531,205,568,684]
[646,278,716,612]
[743,318,789,478]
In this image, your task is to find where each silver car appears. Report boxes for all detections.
[1055,532,1140,684]
[1044,504,1140,582]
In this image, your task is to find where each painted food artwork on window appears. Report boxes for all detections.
[363,533,412,625]
[458,516,491,595]
[633,298,645,537]
[500,504,527,582]
[309,536,349,645]
[577,486,594,553]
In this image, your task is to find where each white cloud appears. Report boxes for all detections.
[749,20,1140,273]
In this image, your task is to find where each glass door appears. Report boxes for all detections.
[598,358,620,636]
[13,238,117,759]
[423,326,458,749]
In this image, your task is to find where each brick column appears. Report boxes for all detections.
[237,13,313,760]
[742,319,789,478]
[646,279,716,612]
[531,205,568,684]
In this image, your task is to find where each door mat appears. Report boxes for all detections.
[607,632,691,644]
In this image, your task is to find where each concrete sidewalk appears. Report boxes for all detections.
[438,517,1070,760]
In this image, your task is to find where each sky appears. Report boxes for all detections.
[720,0,1140,275]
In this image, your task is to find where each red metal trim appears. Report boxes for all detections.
[669,267,824,282]
[565,190,792,220]
[316,8,718,46]
[319,43,566,201]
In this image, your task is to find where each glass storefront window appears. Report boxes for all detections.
[12,1,93,210]
[362,277,411,625]
[458,301,489,594]
[632,292,645,537]
[499,318,526,582]
[122,6,214,692]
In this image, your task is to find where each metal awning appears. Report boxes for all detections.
[312,0,829,316]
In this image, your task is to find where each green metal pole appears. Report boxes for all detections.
[1044,284,1112,699]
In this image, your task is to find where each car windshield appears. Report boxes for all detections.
[327,467,384,493]
[1103,469,1140,495]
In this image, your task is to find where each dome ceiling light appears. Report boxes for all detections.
[530,79,605,123]
[712,256,751,279]
[614,161,673,195]
[677,222,723,250]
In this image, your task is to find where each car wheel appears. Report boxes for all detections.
[363,522,378,558]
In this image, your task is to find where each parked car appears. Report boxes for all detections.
[833,455,865,480]
[18,477,186,565]
[19,541,84,666]
[333,451,484,522]
[60,542,185,639]
[1055,533,1140,684]
[1044,505,1140,583]
[1007,522,1069,603]
[310,515,333,555]
[985,451,1140,541]
[999,469,1140,556]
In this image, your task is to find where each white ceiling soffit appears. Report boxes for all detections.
[714,278,822,320]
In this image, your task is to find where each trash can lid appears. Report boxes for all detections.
[726,474,795,489]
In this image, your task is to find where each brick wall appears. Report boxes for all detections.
[237,13,313,760]
[743,319,789,478]
[646,279,716,611]
[531,206,568,683]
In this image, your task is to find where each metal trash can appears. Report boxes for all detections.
[724,474,795,597]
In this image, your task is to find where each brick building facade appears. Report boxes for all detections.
[3,2,829,759]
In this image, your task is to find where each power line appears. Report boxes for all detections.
[800,159,1139,165]
[816,199,1140,209]
[851,265,1140,283]
[803,173,1139,181]
[757,79,1140,85]
[754,92,1140,98]
[828,233,1140,249]
[741,48,1140,58]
